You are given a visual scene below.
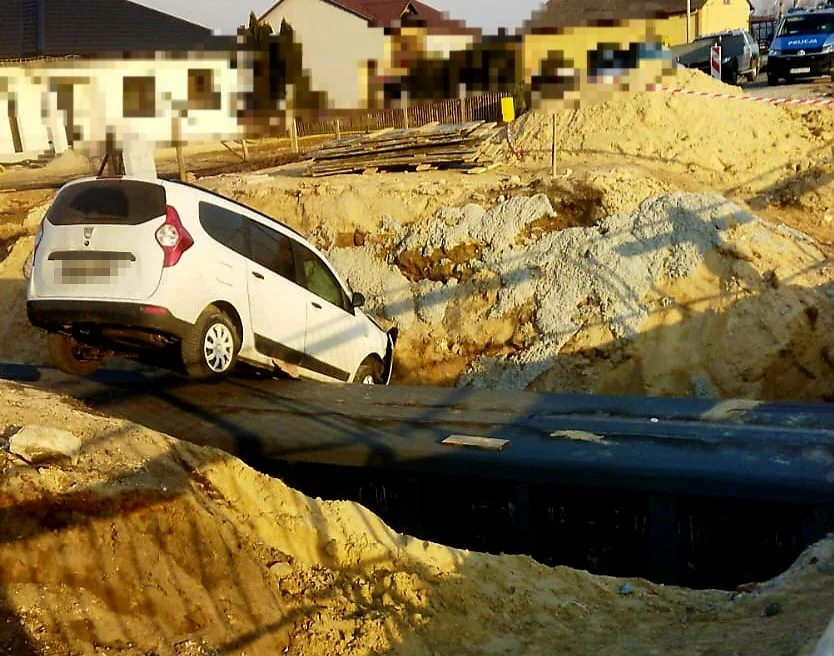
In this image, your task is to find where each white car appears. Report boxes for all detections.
[26,176,397,383]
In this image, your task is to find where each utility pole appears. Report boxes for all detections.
[686,0,692,41]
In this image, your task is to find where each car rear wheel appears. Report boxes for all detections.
[354,357,383,385]
[181,305,240,381]
[47,332,103,376]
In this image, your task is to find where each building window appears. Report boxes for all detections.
[188,69,221,110]
[123,77,156,118]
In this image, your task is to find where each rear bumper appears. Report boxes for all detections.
[27,300,192,339]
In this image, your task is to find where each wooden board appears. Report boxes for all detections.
[441,435,510,451]
[304,121,504,177]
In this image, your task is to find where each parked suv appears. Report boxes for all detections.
[673,30,760,84]
[26,177,397,383]
[767,9,834,84]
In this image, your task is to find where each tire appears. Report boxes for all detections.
[181,305,240,381]
[354,357,384,385]
[47,332,102,376]
[748,63,759,82]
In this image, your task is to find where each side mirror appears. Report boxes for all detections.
[351,292,365,308]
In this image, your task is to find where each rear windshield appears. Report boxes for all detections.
[778,14,834,36]
[48,180,166,226]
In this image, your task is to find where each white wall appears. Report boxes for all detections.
[0,69,53,161]
[263,0,387,109]
[0,55,249,162]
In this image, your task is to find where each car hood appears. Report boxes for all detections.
[773,33,831,49]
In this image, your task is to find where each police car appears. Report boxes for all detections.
[768,8,834,84]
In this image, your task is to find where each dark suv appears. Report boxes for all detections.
[673,30,761,84]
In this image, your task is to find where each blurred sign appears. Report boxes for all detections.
[501,97,515,123]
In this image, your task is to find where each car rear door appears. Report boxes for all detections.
[32,179,166,300]
[293,242,363,382]
[243,217,308,362]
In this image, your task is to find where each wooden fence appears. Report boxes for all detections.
[292,91,511,139]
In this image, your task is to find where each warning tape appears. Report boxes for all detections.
[505,122,523,159]
[646,83,834,107]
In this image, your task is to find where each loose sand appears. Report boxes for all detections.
[1,382,832,656]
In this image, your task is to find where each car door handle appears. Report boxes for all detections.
[311,301,322,309]
[252,271,264,280]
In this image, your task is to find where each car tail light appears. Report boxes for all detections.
[140,305,168,315]
[155,205,193,268]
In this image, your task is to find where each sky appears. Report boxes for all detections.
[133,0,548,35]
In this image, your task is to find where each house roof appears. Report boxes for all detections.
[261,0,479,35]
[0,0,230,59]
[522,0,711,32]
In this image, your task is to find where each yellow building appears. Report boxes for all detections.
[521,0,753,81]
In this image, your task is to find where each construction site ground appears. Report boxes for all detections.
[1,68,834,654]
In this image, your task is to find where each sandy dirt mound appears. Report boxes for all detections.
[0,236,46,366]
[322,192,834,400]
[200,169,520,237]
[515,71,825,190]
[514,68,834,242]
[0,381,832,656]
[0,195,51,366]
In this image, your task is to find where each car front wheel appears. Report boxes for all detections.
[354,357,384,385]
[181,305,240,381]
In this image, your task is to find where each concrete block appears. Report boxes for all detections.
[9,425,81,464]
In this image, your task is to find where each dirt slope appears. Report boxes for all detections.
[515,68,834,243]
[0,381,832,656]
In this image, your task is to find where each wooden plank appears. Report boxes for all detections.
[466,162,502,175]
[441,434,510,452]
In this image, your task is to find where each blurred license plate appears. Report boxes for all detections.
[790,67,811,74]
[60,259,118,282]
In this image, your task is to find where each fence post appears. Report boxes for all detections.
[287,84,299,153]
[290,118,299,154]
[402,90,410,130]
[458,83,467,123]
[335,118,341,140]
[240,139,249,161]
[171,113,186,181]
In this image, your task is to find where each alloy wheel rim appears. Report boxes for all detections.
[203,323,234,373]
[362,374,375,385]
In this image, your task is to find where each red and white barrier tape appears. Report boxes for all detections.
[646,83,834,107]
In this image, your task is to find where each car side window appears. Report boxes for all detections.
[295,244,346,309]
[246,219,296,281]
[198,202,247,257]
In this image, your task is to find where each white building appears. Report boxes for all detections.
[0,0,251,164]
[1,53,249,163]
